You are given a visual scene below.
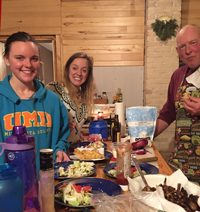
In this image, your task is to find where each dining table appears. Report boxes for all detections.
[54,140,173,211]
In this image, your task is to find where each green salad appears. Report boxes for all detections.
[59,161,95,177]
[55,183,93,206]
[108,166,146,178]
[83,141,105,149]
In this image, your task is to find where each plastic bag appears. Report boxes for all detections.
[89,192,162,212]
[87,134,102,142]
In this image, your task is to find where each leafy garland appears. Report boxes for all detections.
[151,19,179,41]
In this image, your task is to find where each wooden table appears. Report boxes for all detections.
[54,141,173,211]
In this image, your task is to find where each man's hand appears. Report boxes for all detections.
[184,95,200,116]
[56,151,70,162]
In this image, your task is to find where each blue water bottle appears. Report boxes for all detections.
[89,120,108,139]
[0,126,40,211]
[0,164,23,212]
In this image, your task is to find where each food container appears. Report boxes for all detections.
[92,192,159,212]
[0,164,23,212]
[89,120,107,139]
[129,171,200,211]
[110,142,118,158]
[115,142,132,191]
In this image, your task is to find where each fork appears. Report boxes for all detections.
[75,126,84,142]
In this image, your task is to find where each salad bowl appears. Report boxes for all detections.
[55,177,122,208]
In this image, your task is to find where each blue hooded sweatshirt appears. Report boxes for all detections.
[0,75,70,176]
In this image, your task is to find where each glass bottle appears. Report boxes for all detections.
[116,88,122,102]
[0,164,23,212]
[39,149,55,212]
[102,92,107,99]
[116,142,132,190]
[112,114,121,143]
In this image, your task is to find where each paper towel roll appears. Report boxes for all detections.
[115,102,125,136]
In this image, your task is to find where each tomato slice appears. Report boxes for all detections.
[131,167,137,174]
[73,184,82,193]
[82,186,92,193]
[59,184,67,189]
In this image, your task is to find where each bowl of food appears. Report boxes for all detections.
[129,173,200,212]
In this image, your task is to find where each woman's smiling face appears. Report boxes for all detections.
[68,58,89,89]
[4,41,40,84]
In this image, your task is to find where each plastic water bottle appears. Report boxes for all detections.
[0,126,40,211]
[0,164,23,212]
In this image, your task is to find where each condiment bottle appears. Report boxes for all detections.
[116,88,122,102]
[112,114,121,143]
[94,92,97,99]
[102,92,107,99]
[116,142,132,191]
[40,149,55,212]
[0,164,23,212]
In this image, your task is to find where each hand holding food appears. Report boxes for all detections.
[184,96,200,116]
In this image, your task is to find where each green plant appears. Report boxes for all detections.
[151,18,179,41]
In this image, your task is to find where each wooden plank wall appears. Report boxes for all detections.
[1,0,61,35]
[182,0,200,27]
[0,0,145,79]
[61,0,145,68]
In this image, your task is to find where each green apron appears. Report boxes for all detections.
[168,68,200,182]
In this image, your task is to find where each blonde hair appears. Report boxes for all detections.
[63,52,95,114]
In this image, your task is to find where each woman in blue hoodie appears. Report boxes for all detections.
[0,31,70,175]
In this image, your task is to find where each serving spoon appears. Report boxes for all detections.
[131,154,149,188]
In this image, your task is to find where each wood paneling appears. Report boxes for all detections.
[1,0,61,35]
[1,0,145,79]
[182,0,200,26]
[61,0,145,67]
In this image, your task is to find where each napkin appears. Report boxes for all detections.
[128,169,200,212]
[186,67,200,88]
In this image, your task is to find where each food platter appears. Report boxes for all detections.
[69,150,112,162]
[103,162,159,179]
[54,161,97,179]
[70,141,107,149]
[131,174,200,211]
[55,177,122,208]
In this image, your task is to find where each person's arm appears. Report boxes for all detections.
[154,119,169,138]
[52,97,71,162]
[154,68,185,138]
